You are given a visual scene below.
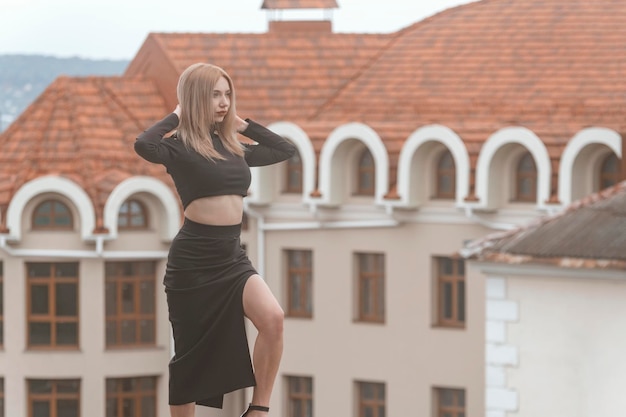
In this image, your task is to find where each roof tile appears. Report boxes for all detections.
[0,76,172,232]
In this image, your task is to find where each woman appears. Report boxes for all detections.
[134,63,296,417]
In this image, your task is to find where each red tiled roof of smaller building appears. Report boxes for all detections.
[261,0,338,9]
[463,181,626,270]
[0,76,173,232]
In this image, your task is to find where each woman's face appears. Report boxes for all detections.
[212,76,231,122]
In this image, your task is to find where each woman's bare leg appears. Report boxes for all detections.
[242,274,284,415]
[170,403,194,417]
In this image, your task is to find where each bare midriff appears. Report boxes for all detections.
[184,195,244,226]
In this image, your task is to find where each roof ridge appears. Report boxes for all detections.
[309,32,402,119]
[97,78,146,136]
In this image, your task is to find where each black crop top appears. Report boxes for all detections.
[134,113,296,208]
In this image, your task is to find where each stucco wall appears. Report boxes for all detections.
[504,272,626,417]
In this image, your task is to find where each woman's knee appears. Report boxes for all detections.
[260,305,284,336]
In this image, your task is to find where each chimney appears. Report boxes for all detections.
[261,0,339,33]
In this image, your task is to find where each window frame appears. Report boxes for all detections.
[27,379,81,417]
[284,149,303,194]
[355,149,376,196]
[106,376,158,417]
[356,381,385,417]
[599,153,620,191]
[513,152,537,202]
[118,199,149,230]
[433,387,466,417]
[26,262,80,349]
[285,375,313,417]
[355,252,385,324]
[31,199,74,230]
[285,250,313,318]
[434,149,456,199]
[434,256,466,329]
[105,261,157,348]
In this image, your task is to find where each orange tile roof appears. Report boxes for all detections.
[315,0,626,196]
[3,0,626,231]
[132,32,396,123]
[261,0,338,9]
[0,76,172,232]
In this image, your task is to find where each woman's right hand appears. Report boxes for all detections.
[173,104,182,117]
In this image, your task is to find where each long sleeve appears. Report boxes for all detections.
[134,113,180,164]
[241,119,297,167]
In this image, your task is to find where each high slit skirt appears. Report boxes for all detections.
[165,218,257,408]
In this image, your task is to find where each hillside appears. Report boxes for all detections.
[0,54,128,131]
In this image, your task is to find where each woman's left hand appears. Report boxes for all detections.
[235,115,249,133]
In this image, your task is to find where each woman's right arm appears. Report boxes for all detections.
[134,112,180,164]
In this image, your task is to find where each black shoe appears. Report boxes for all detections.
[240,404,270,417]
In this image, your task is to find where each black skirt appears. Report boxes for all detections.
[164,218,257,408]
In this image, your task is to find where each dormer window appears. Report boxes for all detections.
[356,149,375,196]
[599,153,619,190]
[284,150,303,194]
[118,199,148,230]
[32,199,73,230]
[435,150,456,199]
[514,152,537,202]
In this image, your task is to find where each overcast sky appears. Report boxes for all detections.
[2,0,477,60]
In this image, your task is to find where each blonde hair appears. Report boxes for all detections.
[176,63,244,160]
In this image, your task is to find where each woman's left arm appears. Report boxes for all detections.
[238,117,297,166]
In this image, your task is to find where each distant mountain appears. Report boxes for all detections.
[0,54,129,131]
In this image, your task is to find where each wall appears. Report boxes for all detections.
[483,268,626,417]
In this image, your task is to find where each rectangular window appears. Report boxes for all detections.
[286,375,313,417]
[28,379,80,417]
[285,250,313,318]
[355,253,385,323]
[0,262,3,347]
[434,387,466,417]
[105,262,156,347]
[106,376,157,417]
[27,262,79,348]
[356,381,385,417]
[435,257,466,328]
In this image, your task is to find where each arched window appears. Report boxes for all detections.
[435,150,456,199]
[599,153,620,190]
[32,199,73,230]
[284,150,303,194]
[514,152,537,202]
[356,149,375,196]
[118,199,148,230]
